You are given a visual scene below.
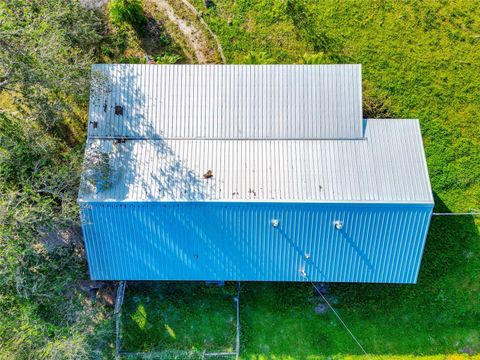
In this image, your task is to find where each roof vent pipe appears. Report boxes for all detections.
[334,220,344,230]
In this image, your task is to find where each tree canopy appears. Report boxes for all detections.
[0,0,102,133]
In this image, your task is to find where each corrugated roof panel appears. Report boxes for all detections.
[79,119,433,203]
[88,64,363,139]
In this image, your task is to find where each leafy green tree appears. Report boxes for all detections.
[0,0,102,135]
[0,2,111,358]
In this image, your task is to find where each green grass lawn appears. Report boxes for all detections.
[116,1,479,358]
[120,282,237,355]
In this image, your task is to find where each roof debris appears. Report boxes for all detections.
[114,137,127,144]
[114,105,123,116]
[203,170,213,179]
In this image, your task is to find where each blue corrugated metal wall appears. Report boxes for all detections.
[80,202,432,283]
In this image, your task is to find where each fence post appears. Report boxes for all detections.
[114,281,126,358]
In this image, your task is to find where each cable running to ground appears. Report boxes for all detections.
[306,275,372,358]
[432,212,480,216]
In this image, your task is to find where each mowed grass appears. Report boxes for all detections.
[120,282,237,354]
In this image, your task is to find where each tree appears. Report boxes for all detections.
[0,0,102,135]
[0,2,110,358]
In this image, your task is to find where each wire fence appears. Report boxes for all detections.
[432,212,480,216]
[114,281,240,359]
[114,279,375,358]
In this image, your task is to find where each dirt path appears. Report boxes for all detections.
[147,0,225,64]
[178,0,226,63]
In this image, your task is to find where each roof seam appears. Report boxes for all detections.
[86,136,368,141]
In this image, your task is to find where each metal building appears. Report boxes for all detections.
[79,64,433,283]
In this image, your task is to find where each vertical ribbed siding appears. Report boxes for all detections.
[88,64,363,139]
[81,203,432,283]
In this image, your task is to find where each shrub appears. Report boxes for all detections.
[109,0,147,28]
[243,51,275,64]
[155,53,182,64]
[301,52,328,64]
[362,94,392,119]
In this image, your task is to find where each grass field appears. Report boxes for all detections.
[120,282,237,354]
[115,0,479,358]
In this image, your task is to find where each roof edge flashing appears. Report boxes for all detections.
[78,199,435,206]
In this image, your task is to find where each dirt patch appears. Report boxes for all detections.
[459,346,478,355]
[156,0,209,63]
[40,226,83,252]
[146,0,223,63]
[79,0,108,10]
[314,303,328,314]
[243,16,256,33]
[77,280,117,306]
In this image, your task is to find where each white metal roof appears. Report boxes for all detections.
[79,119,433,203]
[88,64,363,139]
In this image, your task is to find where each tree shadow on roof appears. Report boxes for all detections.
[82,64,210,201]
